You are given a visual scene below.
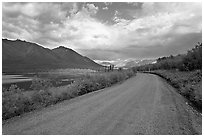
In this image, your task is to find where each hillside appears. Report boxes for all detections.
[2,39,101,73]
[134,42,202,71]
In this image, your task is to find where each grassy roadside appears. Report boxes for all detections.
[2,70,136,120]
[146,70,202,112]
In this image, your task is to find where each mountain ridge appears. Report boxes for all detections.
[2,39,102,73]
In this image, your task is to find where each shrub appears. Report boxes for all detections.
[2,85,32,119]
[30,77,53,90]
[31,90,53,106]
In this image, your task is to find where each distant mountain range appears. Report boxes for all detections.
[124,59,157,68]
[99,62,114,66]
[96,59,156,68]
[2,39,102,73]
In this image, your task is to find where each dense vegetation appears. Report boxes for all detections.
[2,70,135,120]
[134,42,202,71]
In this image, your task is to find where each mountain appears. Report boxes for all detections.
[124,59,156,68]
[99,62,114,66]
[94,59,156,68]
[124,60,138,68]
[2,39,101,73]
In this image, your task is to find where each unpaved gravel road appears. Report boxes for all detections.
[2,73,202,135]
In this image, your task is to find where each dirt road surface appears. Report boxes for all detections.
[2,73,202,135]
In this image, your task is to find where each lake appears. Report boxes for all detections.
[2,74,34,90]
[2,69,96,90]
[2,74,33,84]
[2,73,75,90]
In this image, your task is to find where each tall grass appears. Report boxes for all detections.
[2,70,136,120]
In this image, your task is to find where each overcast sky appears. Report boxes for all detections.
[2,2,202,62]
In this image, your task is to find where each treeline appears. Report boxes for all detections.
[134,42,202,71]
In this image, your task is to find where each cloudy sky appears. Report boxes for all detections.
[2,2,202,63]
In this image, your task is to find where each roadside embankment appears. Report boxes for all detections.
[144,70,202,112]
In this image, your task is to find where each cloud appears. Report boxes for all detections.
[2,2,74,46]
[69,2,78,16]
[111,2,201,48]
[86,3,99,15]
[102,7,108,10]
[79,3,99,16]
[104,2,112,6]
[2,2,202,61]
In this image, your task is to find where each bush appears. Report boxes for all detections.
[2,85,32,119]
[30,77,53,90]
[31,90,53,106]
